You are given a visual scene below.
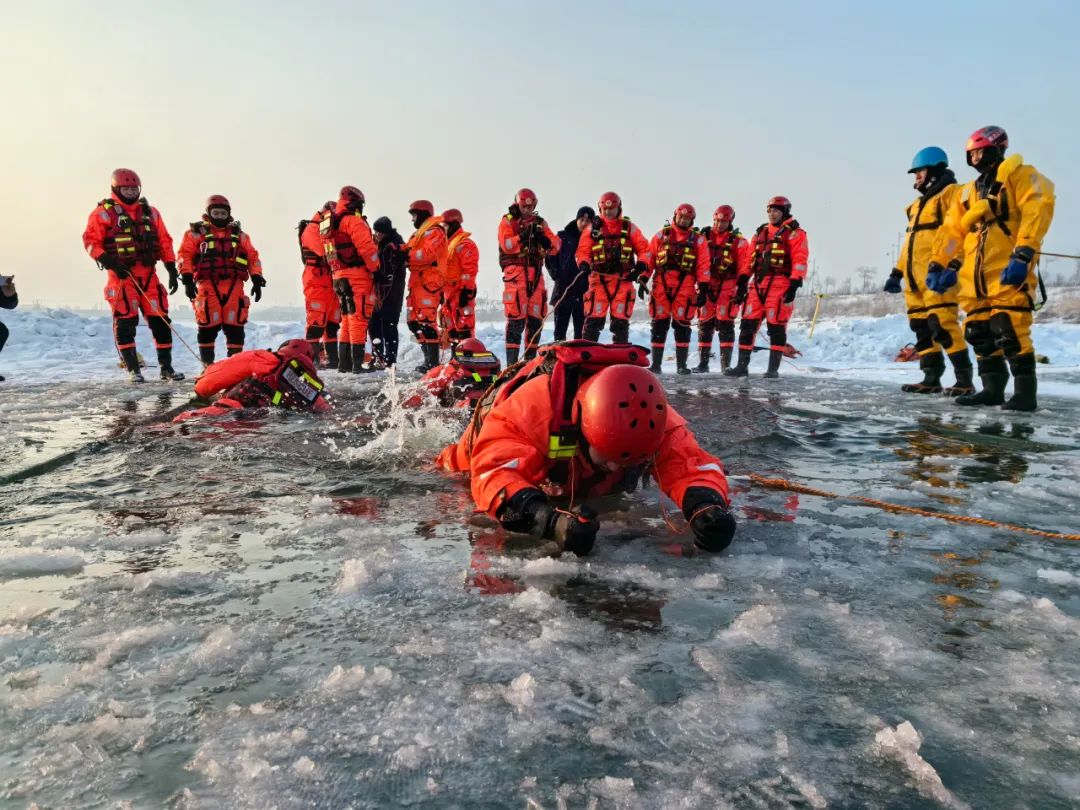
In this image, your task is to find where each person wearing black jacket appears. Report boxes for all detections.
[544,206,593,341]
[0,275,17,382]
[368,217,407,368]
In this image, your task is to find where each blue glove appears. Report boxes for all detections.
[925,262,957,293]
[1001,247,1034,287]
[883,269,903,294]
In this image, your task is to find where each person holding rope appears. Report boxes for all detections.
[498,188,560,365]
[641,204,711,375]
[575,191,652,346]
[693,205,751,374]
[726,196,809,379]
[177,195,265,366]
[436,341,735,556]
[545,206,594,341]
[83,168,183,384]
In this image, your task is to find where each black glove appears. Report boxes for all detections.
[550,504,600,556]
[578,261,591,275]
[683,486,736,552]
[182,276,197,300]
[164,261,179,294]
[497,488,600,555]
[883,269,903,294]
[783,278,802,304]
[637,280,649,300]
[458,287,475,307]
[334,277,355,314]
[695,284,708,308]
[733,276,749,305]
[508,203,522,218]
[534,230,552,250]
[629,261,648,282]
[99,253,128,278]
[250,274,266,303]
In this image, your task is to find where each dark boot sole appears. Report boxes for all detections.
[900,384,943,394]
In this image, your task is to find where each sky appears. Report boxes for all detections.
[1,0,1077,309]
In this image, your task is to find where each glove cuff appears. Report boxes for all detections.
[946,259,962,272]
[1013,246,1035,262]
[682,486,727,520]
[497,488,554,538]
[889,268,903,279]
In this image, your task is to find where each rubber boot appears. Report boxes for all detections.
[199,346,215,367]
[120,347,144,384]
[692,346,711,374]
[157,348,185,381]
[352,343,372,373]
[724,348,751,377]
[506,346,519,367]
[1001,353,1038,412]
[762,348,783,379]
[956,355,1008,407]
[416,343,439,374]
[900,352,945,393]
[311,342,324,367]
[942,350,974,397]
[649,346,664,374]
[324,341,339,369]
[675,345,691,375]
[719,347,733,372]
[338,342,353,373]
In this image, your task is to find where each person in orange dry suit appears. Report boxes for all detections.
[404,200,449,373]
[693,205,751,374]
[439,208,479,343]
[436,341,735,556]
[298,201,341,369]
[403,337,501,409]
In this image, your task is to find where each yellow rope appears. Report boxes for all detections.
[747,474,1080,543]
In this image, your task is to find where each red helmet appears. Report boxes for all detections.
[451,337,500,371]
[277,339,315,362]
[205,194,231,211]
[441,208,464,224]
[714,205,735,221]
[339,186,365,205]
[673,203,696,223]
[408,199,435,216]
[111,168,141,199]
[767,196,791,212]
[966,125,1008,152]
[515,188,538,208]
[598,191,622,215]
[575,365,668,465]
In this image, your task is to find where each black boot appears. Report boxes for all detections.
[1001,353,1038,412]
[943,350,975,397]
[199,346,215,367]
[311,342,324,367]
[338,342,354,373]
[649,346,664,374]
[157,348,185,381]
[120,347,144,384]
[692,346,711,374]
[506,346,520,367]
[675,345,691,375]
[324,341,339,369]
[956,355,1008,407]
[762,348,783,379]
[719,347,733,371]
[352,343,371,373]
[901,352,945,393]
[724,348,751,377]
[415,343,439,374]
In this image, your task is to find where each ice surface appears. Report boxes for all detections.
[874,721,971,810]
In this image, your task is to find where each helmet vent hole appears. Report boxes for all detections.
[621,452,630,459]
[657,404,664,411]
[640,402,647,408]
[630,419,638,429]
[618,401,629,409]
[648,384,655,393]
[628,382,637,392]
[649,420,655,429]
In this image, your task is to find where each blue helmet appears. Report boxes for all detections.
[909,146,948,173]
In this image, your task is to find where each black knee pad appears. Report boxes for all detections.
[611,319,630,343]
[715,320,734,342]
[115,316,138,346]
[964,319,996,357]
[926,313,953,350]
[583,317,604,342]
[526,316,543,336]
[672,322,692,344]
[505,318,525,341]
[988,311,1021,357]
[223,324,245,344]
[148,316,172,344]
[324,322,340,340]
[305,325,325,341]
[197,326,219,344]
[650,318,671,344]
[767,323,787,346]
[910,317,935,353]
[0,320,8,352]
[738,318,761,343]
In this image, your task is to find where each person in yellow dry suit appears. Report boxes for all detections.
[883,146,972,396]
[929,126,1055,411]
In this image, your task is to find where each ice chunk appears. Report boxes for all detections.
[0,549,85,579]
[511,587,556,612]
[874,720,970,809]
[335,559,369,594]
[291,756,317,777]
[503,672,535,712]
[1037,568,1079,586]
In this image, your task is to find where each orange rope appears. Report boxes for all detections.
[747,474,1080,542]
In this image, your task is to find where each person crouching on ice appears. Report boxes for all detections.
[404,337,501,409]
[174,339,330,421]
[436,341,736,556]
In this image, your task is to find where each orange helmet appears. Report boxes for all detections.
[515,188,538,208]
[277,339,314,362]
[714,205,735,220]
[441,208,463,224]
[598,191,622,215]
[205,194,230,211]
[339,186,365,211]
[408,200,435,216]
[766,195,791,213]
[575,365,668,465]
[111,168,141,200]
[673,203,696,223]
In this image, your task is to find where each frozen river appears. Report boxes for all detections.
[1,369,1078,808]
